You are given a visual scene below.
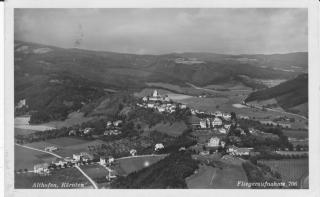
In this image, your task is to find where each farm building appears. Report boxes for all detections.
[207,137,220,147]
[212,117,223,127]
[34,163,49,174]
[227,145,253,156]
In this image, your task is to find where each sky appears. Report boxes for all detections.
[15,8,307,55]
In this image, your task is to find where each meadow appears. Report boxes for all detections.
[116,155,167,175]
[142,121,188,137]
[15,145,57,171]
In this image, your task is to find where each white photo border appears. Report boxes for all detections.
[4,0,320,197]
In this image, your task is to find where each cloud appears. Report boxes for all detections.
[14,8,307,54]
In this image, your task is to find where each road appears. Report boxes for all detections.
[74,165,98,189]
[244,103,308,120]
[15,143,98,189]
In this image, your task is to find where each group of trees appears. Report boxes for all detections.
[111,151,199,189]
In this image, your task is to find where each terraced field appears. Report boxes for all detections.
[258,159,308,187]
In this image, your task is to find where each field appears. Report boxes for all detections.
[116,155,167,175]
[24,137,107,157]
[15,168,92,189]
[15,128,38,136]
[143,121,188,137]
[15,116,55,131]
[15,145,57,171]
[186,158,247,189]
[80,163,109,180]
[42,112,95,129]
[258,159,308,186]
[282,129,308,139]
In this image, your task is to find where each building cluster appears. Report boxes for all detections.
[137,90,186,114]
[104,120,123,136]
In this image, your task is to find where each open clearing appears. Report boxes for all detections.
[282,129,308,139]
[117,155,167,175]
[80,163,109,180]
[15,144,57,171]
[15,168,92,189]
[15,116,55,131]
[143,121,188,137]
[258,159,308,184]
[42,112,94,129]
[24,137,106,157]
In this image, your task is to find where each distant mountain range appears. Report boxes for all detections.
[14,40,308,120]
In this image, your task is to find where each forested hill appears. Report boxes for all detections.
[14,40,307,122]
[245,74,308,114]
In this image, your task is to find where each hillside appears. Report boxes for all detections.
[245,74,308,116]
[14,40,307,122]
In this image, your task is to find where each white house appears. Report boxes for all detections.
[222,113,232,121]
[130,149,137,156]
[44,146,58,152]
[113,120,123,127]
[218,127,227,134]
[34,163,49,174]
[212,117,223,127]
[84,128,93,135]
[100,157,106,165]
[147,103,155,108]
[155,143,165,151]
[207,137,220,147]
[179,104,187,109]
[106,121,112,128]
[142,97,148,102]
[227,145,253,156]
[73,153,82,161]
[200,119,207,128]
[214,111,223,117]
[108,156,115,164]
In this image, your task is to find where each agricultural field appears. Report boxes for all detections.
[23,137,91,149]
[258,159,309,187]
[15,144,57,171]
[15,116,55,131]
[143,121,188,137]
[15,128,38,136]
[14,167,92,189]
[24,137,106,157]
[282,129,308,139]
[80,163,110,182]
[42,112,95,129]
[116,155,167,175]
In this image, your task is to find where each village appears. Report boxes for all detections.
[14,89,308,189]
[26,90,255,178]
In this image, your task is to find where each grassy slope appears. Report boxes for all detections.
[245,74,308,110]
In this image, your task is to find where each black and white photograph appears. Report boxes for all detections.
[3,0,320,194]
